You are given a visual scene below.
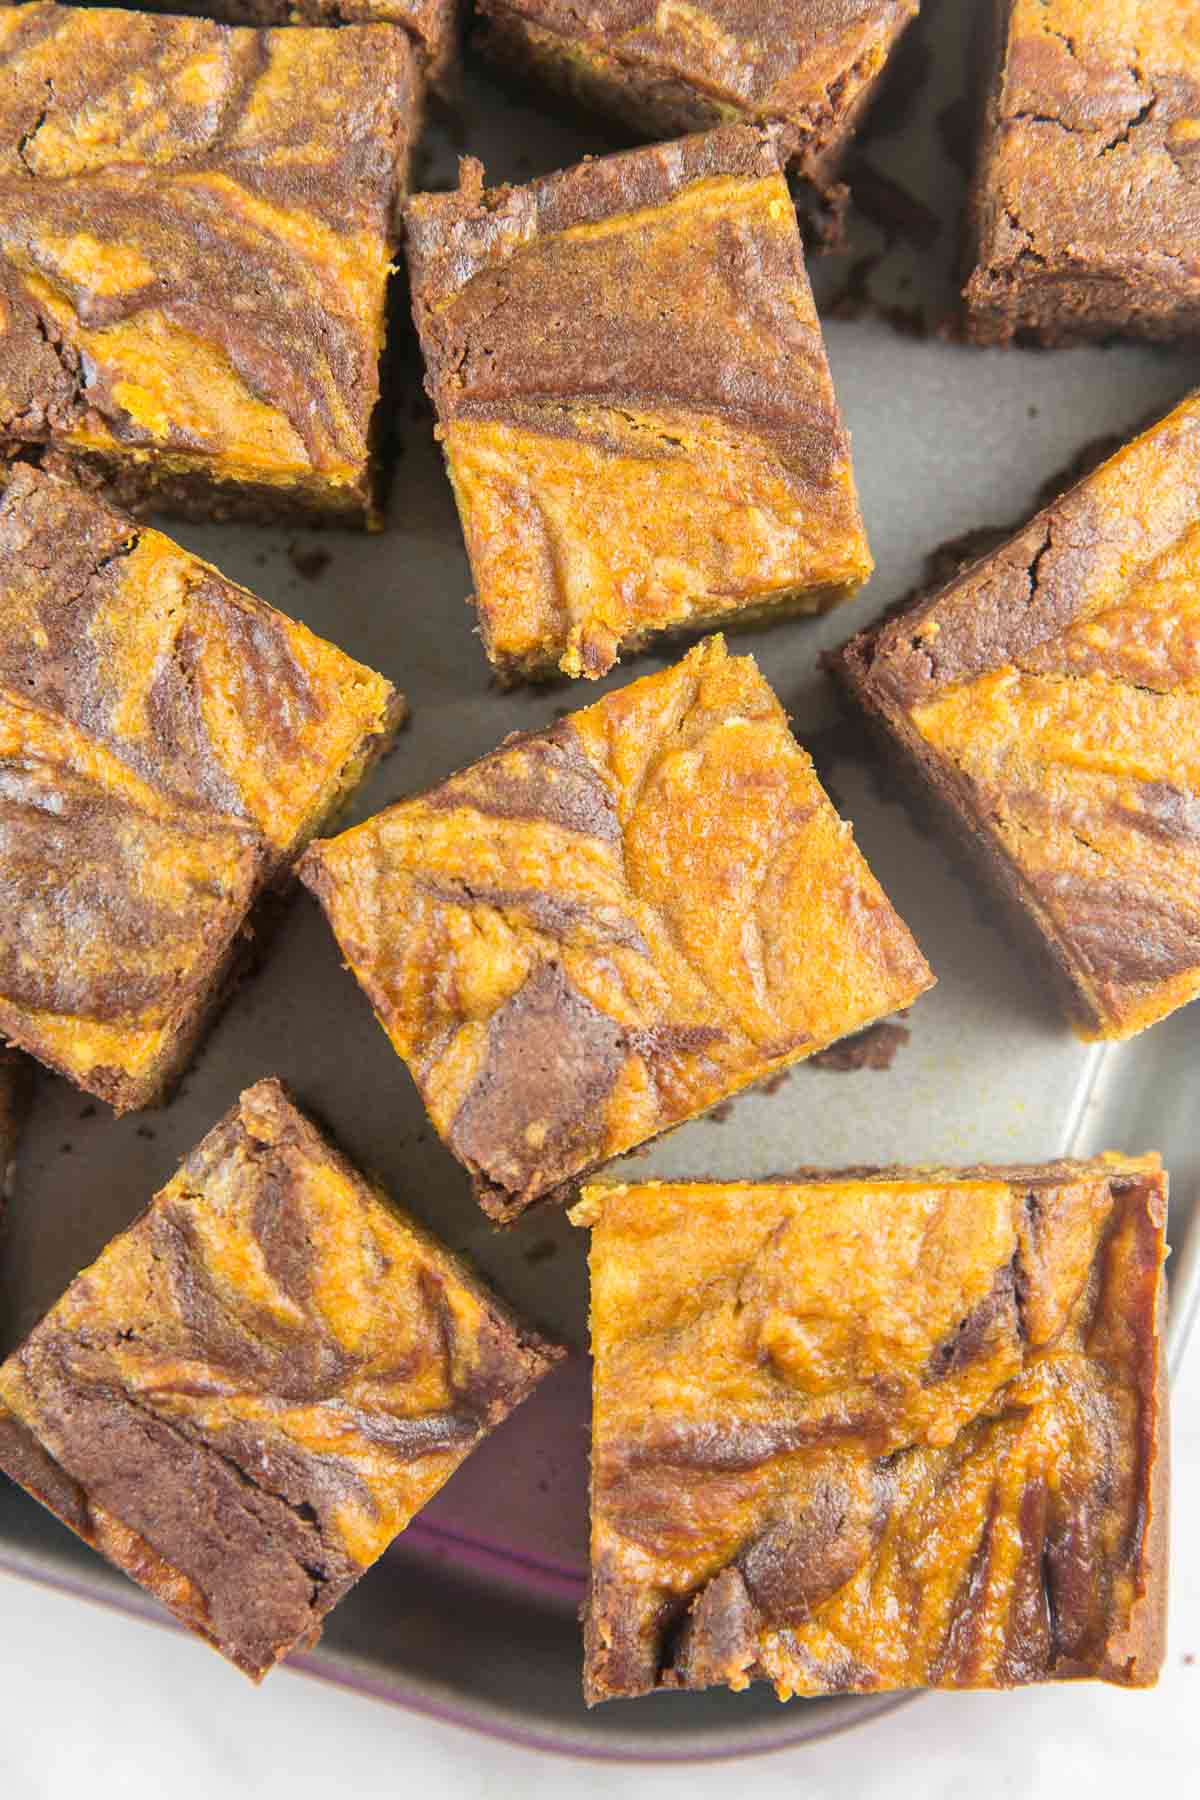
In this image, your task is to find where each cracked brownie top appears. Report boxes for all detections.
[0,460,401,1110]
[300,636,933,1221]
[0,1078,563,1680]
[405,127,872,680]
[0,2,418,518]
[572,1159,1168,1702]
[835,391,1200,1039]
[965,0,1200,343]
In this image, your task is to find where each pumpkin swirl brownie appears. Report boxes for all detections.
[834,392,1200,1041]
[405,125,873,682]
[0,1079,563,1680]
[964,0,1200,345]
[572,1158,1168,1702]
[0,2,419,524]
[300,637,933,1222]
[475,0,918,203]
[0,461,403,1111]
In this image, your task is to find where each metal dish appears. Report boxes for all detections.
[1,0,1197,1762]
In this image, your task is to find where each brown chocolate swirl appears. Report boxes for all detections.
[0,740,264,1021]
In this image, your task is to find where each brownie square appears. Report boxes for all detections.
[834,393,1200,1040]
[965,0,1200,345]
[0,1079,562,1679]
[477,0,917,197]
[406,126,873,682]
[0,461,403,1110]
[300,636,933,1222]
[572,1158,1169,1702]
[0,2,419,523]
[72,0,460,95]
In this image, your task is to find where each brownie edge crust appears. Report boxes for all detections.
[0,1079,564,1680]
[572,1159,1168,1704]
[0,1045,30,1215]
[76,0,462,94]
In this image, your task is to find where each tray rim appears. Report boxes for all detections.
[0,1534,917,1762]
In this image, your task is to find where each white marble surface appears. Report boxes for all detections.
[1,1344,1197,1799]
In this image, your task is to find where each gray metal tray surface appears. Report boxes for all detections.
[1,0,1198,1764]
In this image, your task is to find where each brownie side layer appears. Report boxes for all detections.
[36,447,377,530]
[0,1046,31,1216]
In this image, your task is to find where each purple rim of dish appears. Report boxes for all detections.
[0,1517,915,1762]
[403,1516,586,1601]
[281,1650,918,1763]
